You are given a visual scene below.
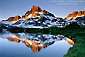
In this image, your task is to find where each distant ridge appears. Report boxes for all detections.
[66,11,85,20]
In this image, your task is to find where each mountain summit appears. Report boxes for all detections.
[22,6,45,19]
[23,6,54,19]
[66,11,85,20]
[26,6,43,14]
[7,6,55,22]
[7,16,21,22]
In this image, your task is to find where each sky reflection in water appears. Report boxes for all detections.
[0,31,74,57]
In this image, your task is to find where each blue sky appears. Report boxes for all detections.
[0,0,85,20]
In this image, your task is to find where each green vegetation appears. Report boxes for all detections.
[7,27,50,33]
[63,29,85,57]
[50,27,85,57]
[8,26,85,57]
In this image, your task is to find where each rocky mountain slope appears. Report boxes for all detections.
[0,6,85,29]
[7,6,54,23]
[66,11,85,20]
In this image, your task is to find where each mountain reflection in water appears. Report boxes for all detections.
[0,31,74,53]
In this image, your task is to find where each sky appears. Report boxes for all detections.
[0,0,85,20]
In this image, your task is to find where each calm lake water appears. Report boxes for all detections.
[0,31,74,57]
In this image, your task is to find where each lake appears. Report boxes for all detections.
[0,31,74,57]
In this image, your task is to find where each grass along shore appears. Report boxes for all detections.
[8,26,85,57]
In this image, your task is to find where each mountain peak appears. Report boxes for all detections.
[23,6,45,19]
[77,11,85,16]
[66,11,85,20]
[7,6,55,22]
[25,6,43,15]
[7,15,21,22]
[31,6,42,13]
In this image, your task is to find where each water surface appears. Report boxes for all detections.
[0,31,74,57]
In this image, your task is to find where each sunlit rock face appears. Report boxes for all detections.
[77,11,85,17]
[66,11,85,20]
[66,11,78,20]
[22,6,43,19]
[7,6,55,22]
[23,6,55,19]
[7,16,21,22]
[26,6,43,14]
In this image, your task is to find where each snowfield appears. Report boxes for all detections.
[0,15,85,29]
